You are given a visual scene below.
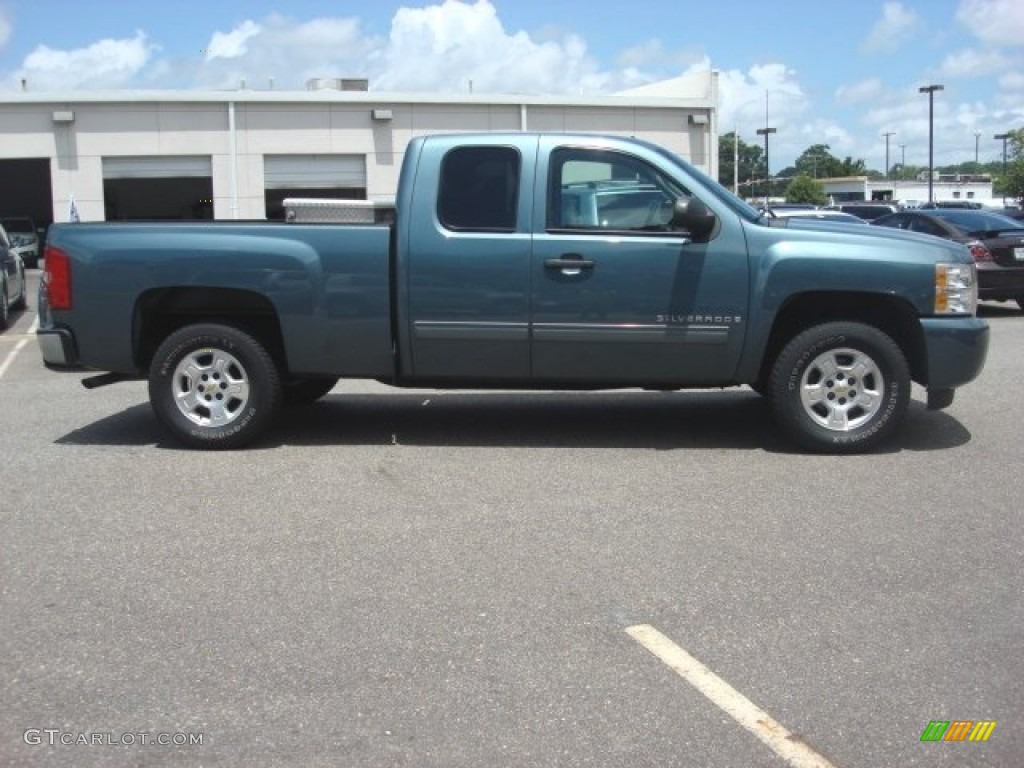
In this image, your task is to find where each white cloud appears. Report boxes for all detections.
[862,2,921,53]
[999,71,1024,91]
[938,47,1014,78]
[0,10,11,50]
[371,0,609,94]
[206,20,261,60]
[836,78,884,105]
[189,13,378,90]
[11,31,155,90]
[717,63,807,129]
[956,0,1024,47]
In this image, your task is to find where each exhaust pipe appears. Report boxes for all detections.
[81,372,134,389]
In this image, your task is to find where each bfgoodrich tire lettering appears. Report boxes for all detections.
[149,324,282,449]
[769,322,910,454]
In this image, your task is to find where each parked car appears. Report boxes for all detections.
[0,223,28,328]
[921,200,982,210]
[0,216,40,268]
[872,209,1024,309]
[829,202,900,221]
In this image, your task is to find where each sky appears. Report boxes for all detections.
[0,0,1022,171]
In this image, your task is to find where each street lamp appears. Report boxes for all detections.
[974,130,981,165]
[995,132,1010,204]
[882,132,895,179]
[756,127,776,204]
[898,143,906,180]
[919,84,944,203]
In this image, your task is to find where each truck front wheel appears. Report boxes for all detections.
[149,324,282,449]
[769,322,910,453]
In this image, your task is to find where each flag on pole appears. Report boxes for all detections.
[68,194,80,222]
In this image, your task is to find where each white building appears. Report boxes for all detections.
[820,175,996,208]
[0,73,718,226]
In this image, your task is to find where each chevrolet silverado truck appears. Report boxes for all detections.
[36,133,989,452]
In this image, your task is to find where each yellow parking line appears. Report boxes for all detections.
[626,624,837,768]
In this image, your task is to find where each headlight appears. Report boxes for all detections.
[934,262,977,315]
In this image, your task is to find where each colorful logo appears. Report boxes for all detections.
[920,720,997,742]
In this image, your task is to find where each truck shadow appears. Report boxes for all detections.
[55,390,972,453]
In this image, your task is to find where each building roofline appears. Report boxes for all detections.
[0,88,713,110]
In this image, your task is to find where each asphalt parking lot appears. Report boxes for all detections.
[1,269,1021,767]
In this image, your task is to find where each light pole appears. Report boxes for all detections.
[919,84,943,204]
[995,132,1010,204]
[882,131,895,179]
[898,143,906,180]
[756,127,776,204]
[974,130,981,165]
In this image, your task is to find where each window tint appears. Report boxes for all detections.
[876,214,908,229]
[548,148,685,233]
[909,217,946,237]
[438,146,520,231]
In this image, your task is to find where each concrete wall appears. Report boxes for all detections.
[0,95,713,222]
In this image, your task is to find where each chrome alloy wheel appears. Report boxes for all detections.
[799,347,884,431]
[171,348,251,427]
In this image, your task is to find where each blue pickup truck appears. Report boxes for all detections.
[37,133,989,452]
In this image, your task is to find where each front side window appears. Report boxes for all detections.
[548,148,687,233]
[437,146,520,232]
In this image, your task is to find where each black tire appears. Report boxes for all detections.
[1016,297,1024,312]
[283,377,339,406]
[148,324,282,449]
[769,322,910,453]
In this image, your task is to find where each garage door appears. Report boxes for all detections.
[102,156,212,179]
[263,154,366,219]
[102,156,213,220]
[263,155,365,189]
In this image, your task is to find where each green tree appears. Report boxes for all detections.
[718,131,764,193]
[785,174,827,205]
[794,144,842,178]
[998,128,1024,204]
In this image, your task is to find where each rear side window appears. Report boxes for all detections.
[910,217,947,237]
[437,146,520,232]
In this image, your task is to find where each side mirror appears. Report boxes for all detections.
[671,196,716,240]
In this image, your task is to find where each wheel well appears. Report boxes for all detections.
[134,287,286,373]
[758,292,926,385]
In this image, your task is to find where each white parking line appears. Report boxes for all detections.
[626,624,837,768]
[0,316,38,379]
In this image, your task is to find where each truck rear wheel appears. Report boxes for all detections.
[769,322,910,453]
[149,324,282,449]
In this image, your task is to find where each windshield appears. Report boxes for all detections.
[645,142,763,221]
[1,217,34,234]
[931,210,1024,235]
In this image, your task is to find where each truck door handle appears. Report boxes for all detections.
[544,255,595,272]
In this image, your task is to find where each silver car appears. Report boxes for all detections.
[0,217,40,269]
[0,223,27,329]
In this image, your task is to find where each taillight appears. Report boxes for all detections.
[967,241,993,262]
[43,245,72,310]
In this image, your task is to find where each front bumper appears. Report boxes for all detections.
[919,316,989,408]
